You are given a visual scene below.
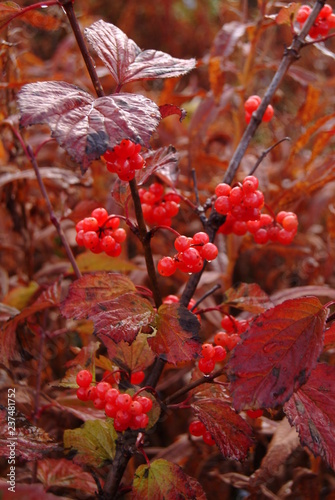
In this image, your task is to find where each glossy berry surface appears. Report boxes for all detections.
[103,140,144,182]
[76,369,93,388]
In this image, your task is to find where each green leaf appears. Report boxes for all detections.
[132,459,206,499]
[101,331,155,372]
[75,251,138,272]
[63,419,117,467]
[148,303,201,365]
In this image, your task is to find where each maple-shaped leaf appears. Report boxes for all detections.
[63,419,117,467]
[0,409,57,461]
[191,399,253,461]
[36,458,97,495]
[61,272,155,344]
[101,331,155,372]
[221,282,272,314]
[84,20,196,87]
[284,363,335,471]
[18,81,161,172]
[0,281,62,366]
[132,459,206,500]
[227,297,327,410]
[148,303,201,365]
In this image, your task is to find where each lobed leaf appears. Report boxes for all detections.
[284,363,335,471]
[18,81,161,172]
[148,303,201,365]
[36,458,97,494]
[221,282,272,314]
[132,458,206,500]
[63,419,117,467]
[84,20,196,87]
[101,331,155,372]
[191,399,253,461]
[227,297,327,410]
[61,272,155,344]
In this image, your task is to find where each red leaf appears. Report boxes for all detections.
[323,322,335,351]
[84,20,196,86]
[60,272,136,320]
[36,458,97,494]
[132,459,206,500]
[284,363,335,471]
[0,483,68,500]
[0,281,62,366]
[148,303,201,365]
[159,104,187,122]
[275,3,300,26]
[227,297,327,410]
[221,282,272,314]
[61,272,155,344]
[18,81,161,172]
[191,399,253,461]
[212,21,247,58]
[101,332,155,372]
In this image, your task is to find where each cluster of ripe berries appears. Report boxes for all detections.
[215,176,298,245]
[157,232,219,277]
[244,95,274,124]
[189,420,215,446]
[75,208,126,256]
[76,369,152,432]
[138,183,180,226]
[296,3,335,38]
[103,139,145,181]
[198,315,249,374]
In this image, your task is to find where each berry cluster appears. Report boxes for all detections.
[213,314,249,353]
[76,370,152,432]
[103,139,144,181]
[189,420,215,446]
[214,175,264,226]
[296,4,335,38]
[246,210,298,245]
[198,341,227,374]
[244,95,274,124]
[138,183,180,226]
[75,207,126,256]
[158,232,219,277]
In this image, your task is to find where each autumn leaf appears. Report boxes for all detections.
[36,458,97,495]
[132,459,206,500]
[84,20,196,87]
[101,331,155,372]
[18,81,161,172]
[61,272,155,344]
[0,410,57,461]
[58,341,100,388]
[63,419,117,467]
[227,297,327,410]
[284,363,335,471]
[148,303,201,365]
[275,3,299,26]
[191,399,253,461]
[0,281,62,366]
[0,483,68,500]
[221,282,272,314]
[323,322,335,351]
[0,2,61,31]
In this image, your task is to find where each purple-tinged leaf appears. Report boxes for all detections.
[191,399,253,461]
[18,81,161,172]
[36,458,97,495]
[148,303,201,365]
[221,282,272,314]
[227,297,327,410]
[212,21,247,58]
[284,363,335,471]
[84,20,196,87]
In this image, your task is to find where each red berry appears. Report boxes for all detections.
[198,357,216,374]
[229,186,243,206]
[202,431,216,446]
[134,396,153,413]
[76,369,93,388]
[246,409,264,419]
[244,95,261,113]
[105,388,120,404]
[263,104,274,122]
[83,217,99,232]
[214,195,230,215]
[254,228,269,244]
[192,232,210,246]
[214,331,229,347]
[91,207,108,225]
[296,5,312,23]
[220,316,235,333]
[130,371,145,385]
[76,387,89,401]
[213,345,227,362]
[201,343,215,359]
[96,382,112,400]
[282,213,298,232]
[113,228,127,243]
[189,420,206,437]
[201,242,218,261]
[158,256,177,276]
[105,402,118,418]
[130,413,149,430]
[115,393,132,410]
[129,400,144,416]
[215,183,231,197]
[93,397,106,410]
[174,235,192,252]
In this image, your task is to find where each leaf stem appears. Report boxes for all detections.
[58,0,105,98]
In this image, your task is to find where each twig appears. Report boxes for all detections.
[249,137,291,176]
